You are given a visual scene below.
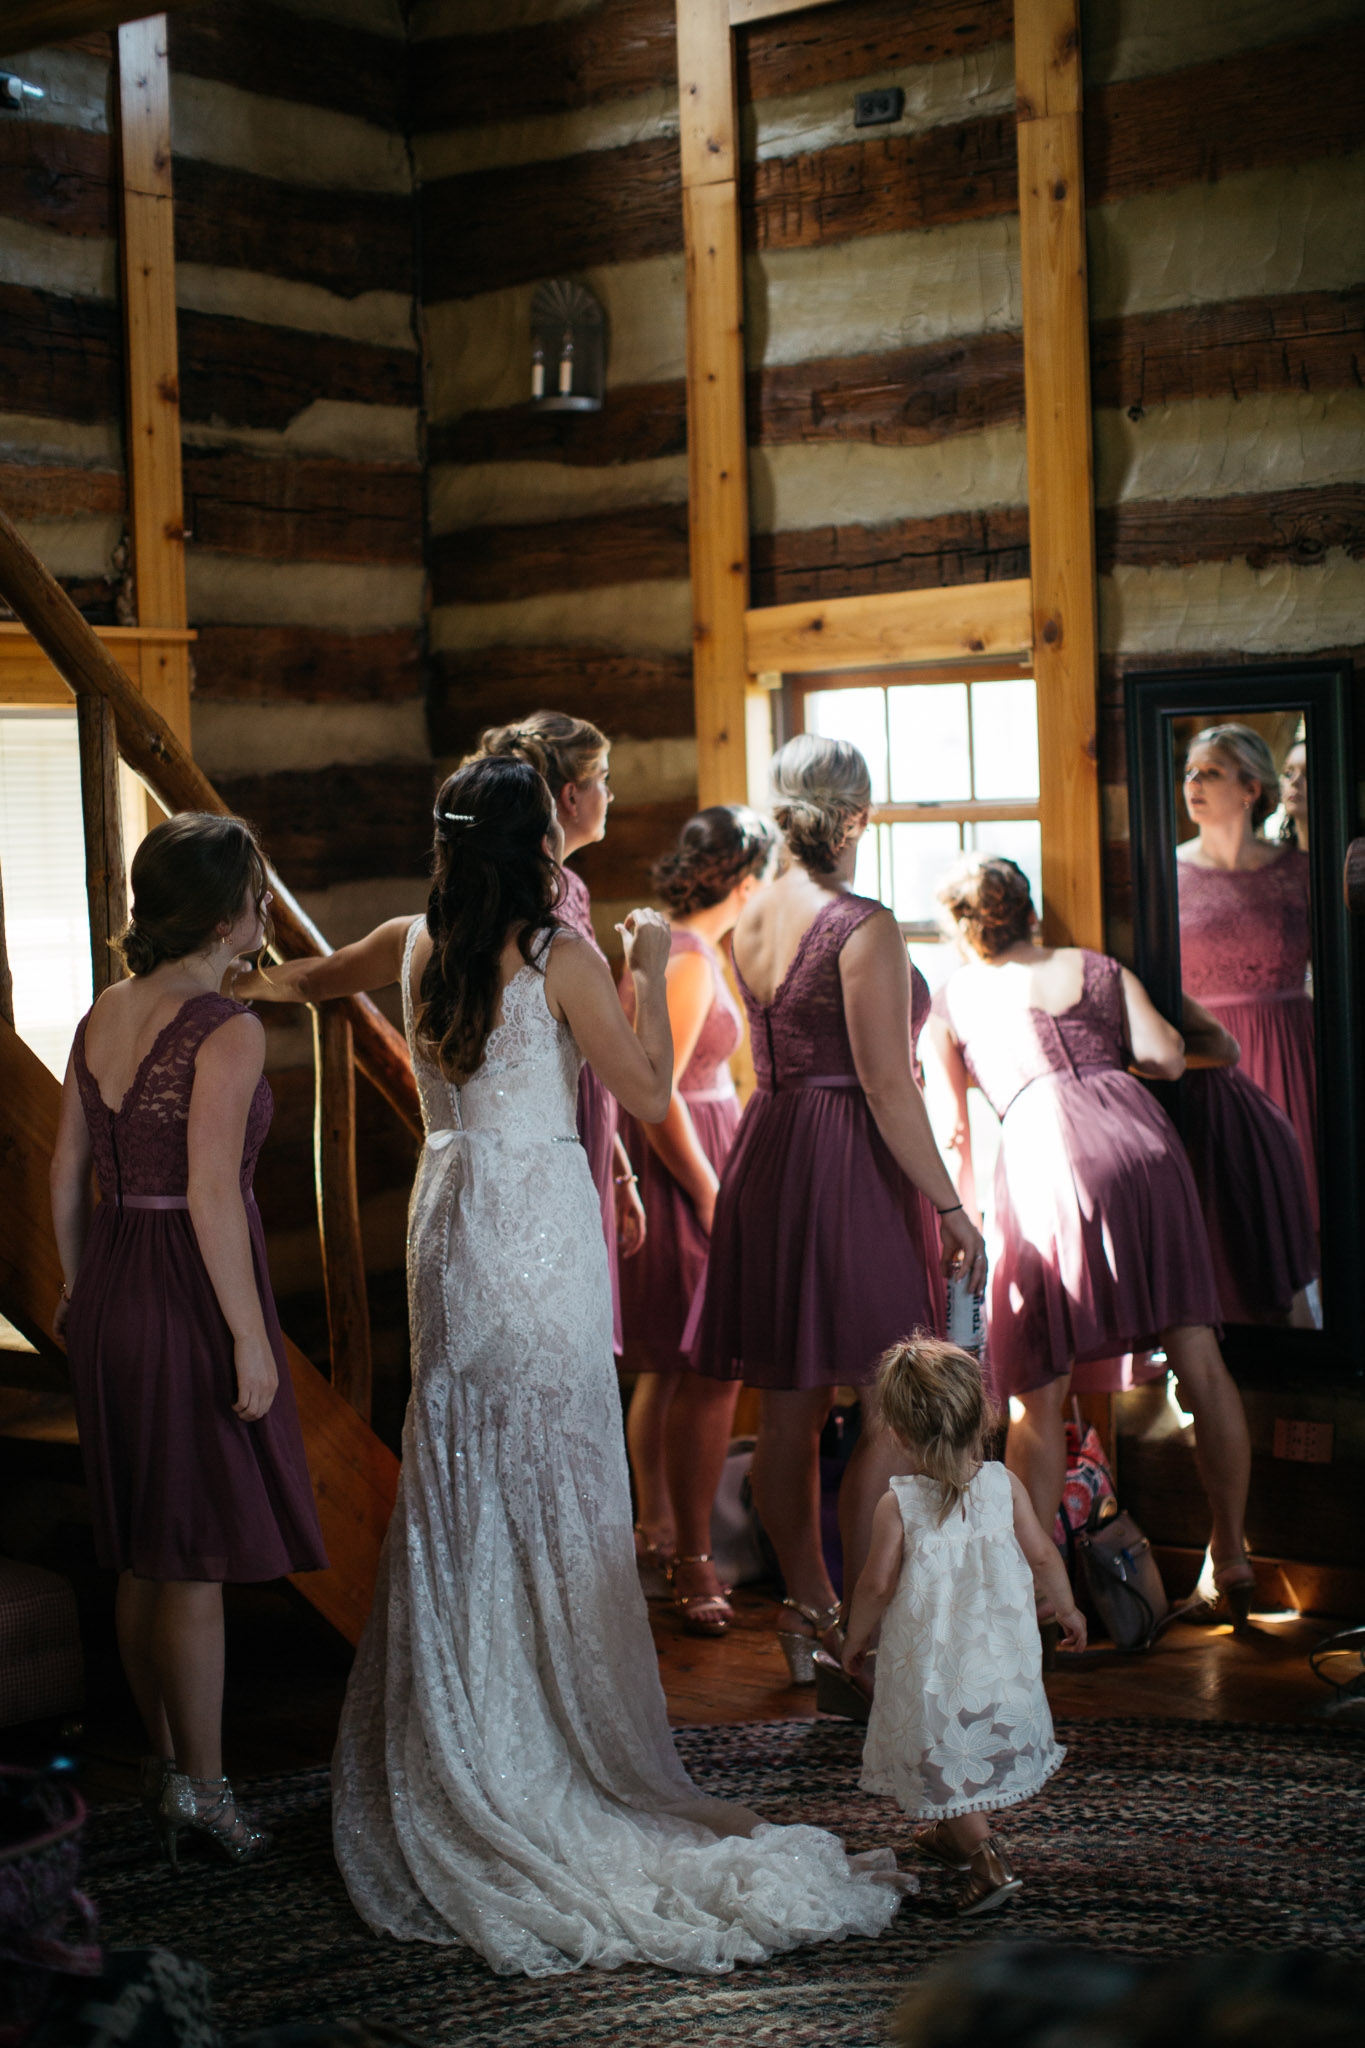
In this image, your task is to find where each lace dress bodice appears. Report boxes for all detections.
[1178,849,1310,998]
[401,922,582,1146]
[73,993,269,1199]
[736,892,929,1087]
[938,950,1128,1121]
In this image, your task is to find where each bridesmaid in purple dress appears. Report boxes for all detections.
[618,806,778,1633]
[1178,723,1318,1227]
[48,814,326,1864]
[477,712,646,1349]
[924,854,1255,1628]
[690,737,985,1684]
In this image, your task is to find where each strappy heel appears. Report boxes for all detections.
[1170,1549,1259,1635]
[776,1598,843,1684]
[670,1554,734,1637]
[958,1834,1023,1916]
[634,1525,676,1601]
[156,1771,271,1868]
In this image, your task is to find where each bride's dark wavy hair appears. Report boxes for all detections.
[418,757,560,1081]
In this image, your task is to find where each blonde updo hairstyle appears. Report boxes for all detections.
[1188,722,1278,830]
[476,709,608,803]
[115,812,269,977]
[937,853,1035,958]
[769,733,872,875]
[876,1336,997,1526]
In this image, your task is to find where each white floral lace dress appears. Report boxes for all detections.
[860,1464,1064,1821]
[332,922,902,1977]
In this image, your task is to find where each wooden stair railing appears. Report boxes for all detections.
[0,501,406,1644]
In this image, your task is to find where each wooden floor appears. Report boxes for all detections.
[35,1575,1349,1809]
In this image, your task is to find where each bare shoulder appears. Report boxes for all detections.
[196,1008,267,1074]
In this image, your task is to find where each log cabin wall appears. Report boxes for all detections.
[164,0,426,1439]
[0,2,428,1445]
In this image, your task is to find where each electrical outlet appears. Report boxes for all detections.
[854,87,904,128]
[1272,1419,1334,1463]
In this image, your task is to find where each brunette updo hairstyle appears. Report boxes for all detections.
[1188,723,1278,829]
[651,805,778,917]
[937,853,1035,958]
[876,1336,997,1526]
[769,733,872,875]
[419,756,560,1081]
[116,812,268,977]
[476,709,608,800]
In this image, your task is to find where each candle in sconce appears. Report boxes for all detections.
[557,329,574,396]
[531,343,546,400]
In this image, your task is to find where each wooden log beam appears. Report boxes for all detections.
[314,1005,372,1422]
[191,626,424,707]
[213,763,435,890]
[166,3,405,132]
[75,693,127,998]
[1016,0,1101,952]
[430,502,688,608]
[171,155,414,301]
[182,455,423,567]
[738,0,1012,100]
[744,578,1033,674]
[0,3,197,59]
[429,647,696,757]
[0,499,422,1137]
[752,508,1030,608]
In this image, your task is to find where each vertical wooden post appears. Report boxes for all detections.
[116,18,191,773]
[1016,0,1103,949]
[0,860,13,1029]
[677,0,750,808]
[76,694,128,996]
[313,1005,373,1422]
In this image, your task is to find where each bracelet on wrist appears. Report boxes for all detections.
[936,1202,964,1217]
[615,1173,639,1187]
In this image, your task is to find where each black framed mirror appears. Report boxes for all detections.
[1126,660,1362,1384]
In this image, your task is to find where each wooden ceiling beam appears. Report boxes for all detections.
[0,2,197,60]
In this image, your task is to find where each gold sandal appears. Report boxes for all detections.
[670,1553,735,1637]
[776,1598,843,1684]
[958,1834,1023,1916]
[911,1821,971,1872]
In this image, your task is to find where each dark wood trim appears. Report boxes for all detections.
[1126,659,1363,1385]
[429,502,688,608]
[1099,486,1365,571]
[752,507,1029,606]
[167,4,406,133]
[428,646,695,756]
[177,308,420,430]
[182,453,423,565]
[213,762,436,889]
[1092,288,1365,413]
[0,465,125,519]
[0,283,122,424]
[737,0,1012,103]
[191,625,424,705]
[172,155,414,300]
[0,117,114,240]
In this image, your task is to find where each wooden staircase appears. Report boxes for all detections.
[0,503,412,1646]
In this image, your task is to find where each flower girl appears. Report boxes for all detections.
[843,1336,1085,1914]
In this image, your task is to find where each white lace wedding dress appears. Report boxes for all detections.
[331,923,902,1977]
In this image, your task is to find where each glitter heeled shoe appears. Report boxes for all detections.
[958,1835,1023,1916]
[776,1598,843,1684]
[155,1772,271,1868]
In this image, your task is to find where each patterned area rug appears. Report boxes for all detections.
[82,1717,1364,2047]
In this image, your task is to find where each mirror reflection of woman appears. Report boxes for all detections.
[1273,739,1309,856]
[617,806,779,1635]
[1177,724,1317,1226]
[923,856,1256,1632]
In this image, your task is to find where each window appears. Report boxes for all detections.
[0,709,141,1077]
[797,666,1041,994]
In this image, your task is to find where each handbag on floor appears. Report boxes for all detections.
[1072,1504,1170,1652]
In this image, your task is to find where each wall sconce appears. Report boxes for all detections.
[0,74,45,110]
[530,279,605,412]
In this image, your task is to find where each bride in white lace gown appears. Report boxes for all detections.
[246,756,901,1976]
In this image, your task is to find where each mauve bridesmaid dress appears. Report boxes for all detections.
[558,863,624,1353]
[935,950,1221,1399]
[618,928,743,1371]
[689,892,942,1390]
[64,993,326,1582]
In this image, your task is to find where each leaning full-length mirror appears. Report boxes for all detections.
[1127,663,1362,1382]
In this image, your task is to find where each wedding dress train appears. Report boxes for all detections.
[331,923,902,1976]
